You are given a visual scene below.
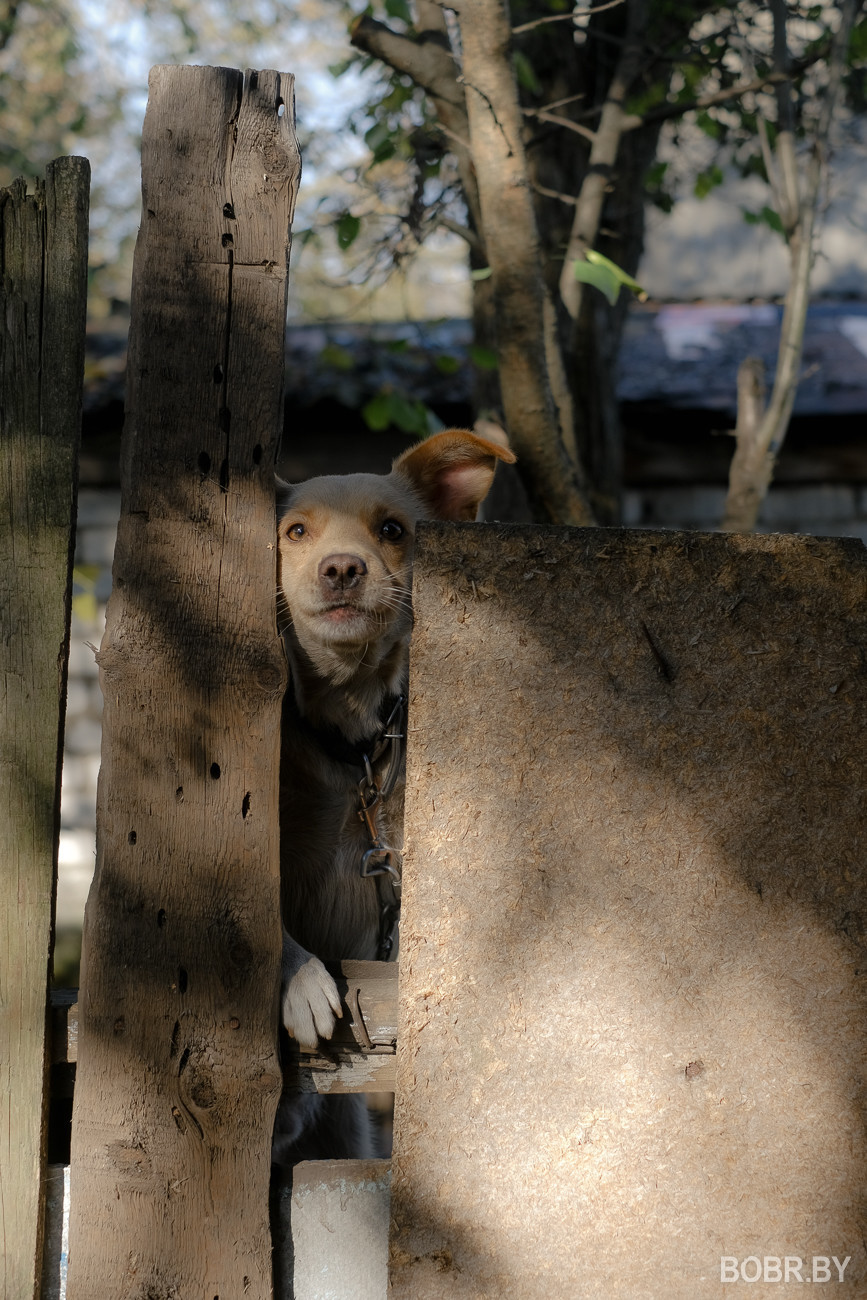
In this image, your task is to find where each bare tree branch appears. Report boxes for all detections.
[512,0,625,35]
[771,0,801,233]
[522,105,597,143]
[0,1,19,53]
[558,0,648,319]
[538,92,587,114]
[433,213,484,255]
[722,0,858,532]
[349,14,464,110]
[350,11,484,242]
[754,111,778,199]
[531,180,579,206]
[621,51,838,134]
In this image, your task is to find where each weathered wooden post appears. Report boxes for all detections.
[67,67,299,1298]
[0,157,89,1300]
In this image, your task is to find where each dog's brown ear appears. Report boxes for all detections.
[392,428,517,521]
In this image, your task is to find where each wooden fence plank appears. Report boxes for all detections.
[0,156,89,1300]
[391,524,867,1298]
[53,961,398,1092]
[66,66,299,1300]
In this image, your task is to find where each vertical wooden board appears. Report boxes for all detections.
[391,525,867,1299]
[0,158,89,1300]
[67,67,299,1300]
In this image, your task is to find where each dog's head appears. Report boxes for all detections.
[276,428,515,684]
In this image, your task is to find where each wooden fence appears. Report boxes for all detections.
[0,155,90,1300]
[3,61,867,1300]
[64,64,298,1300]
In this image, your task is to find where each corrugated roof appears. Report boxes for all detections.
[619,301,867,416]
[83,301,867,418]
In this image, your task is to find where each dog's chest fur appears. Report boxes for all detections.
[279,710,405,961]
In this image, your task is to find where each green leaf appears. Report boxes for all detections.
[646,161,668,187]
[584,249,646,297]
[72,592,98,623]
[645,161,673,214]
[362,391,433,436]
[470,266,492,281]
[513,50,542,95]
[385,0,412,22]
[742,205,784,234]
[850,17,867,62]
[362,393,394,431]
[573,258,621,306]
[469,345,499,371]
[390,394,430,435]
[73,563,100,588]
[434,354,462,375]
[320,343,354,371]
[336,213,361,249]
[693,164,724,199]
[760,206,784,233]
[364,120,398,164]
[72,565,100,624]
[696,111,724,141]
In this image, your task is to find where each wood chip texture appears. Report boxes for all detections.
[390,524,867,1299]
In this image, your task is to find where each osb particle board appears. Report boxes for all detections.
[390,526,867,1300]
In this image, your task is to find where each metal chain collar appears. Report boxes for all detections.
[356,694,405,962]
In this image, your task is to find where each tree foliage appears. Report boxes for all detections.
[339,0,865,524]
[1,0,864,524]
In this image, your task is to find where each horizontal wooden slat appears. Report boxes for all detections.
[50,959,399,1094]
[290,960,399,1094]
[49,987,78,1064]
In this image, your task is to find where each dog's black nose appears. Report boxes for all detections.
[319,553,368,592]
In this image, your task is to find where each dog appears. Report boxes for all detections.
[271,428,515,1170]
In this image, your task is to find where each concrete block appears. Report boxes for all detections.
[40,1165,69,1300]
[390,524,867,1299]
[288,1159,390,1300]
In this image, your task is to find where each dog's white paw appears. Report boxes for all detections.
[282,955,343,1051]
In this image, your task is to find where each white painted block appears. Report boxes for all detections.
[289,1160,390,1300]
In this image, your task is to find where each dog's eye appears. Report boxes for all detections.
[286,523,306,540]
[380,519,404,542]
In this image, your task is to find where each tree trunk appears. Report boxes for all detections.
[66,66,297,1299]
[459,0,594,524]
[0,156,89,1300]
